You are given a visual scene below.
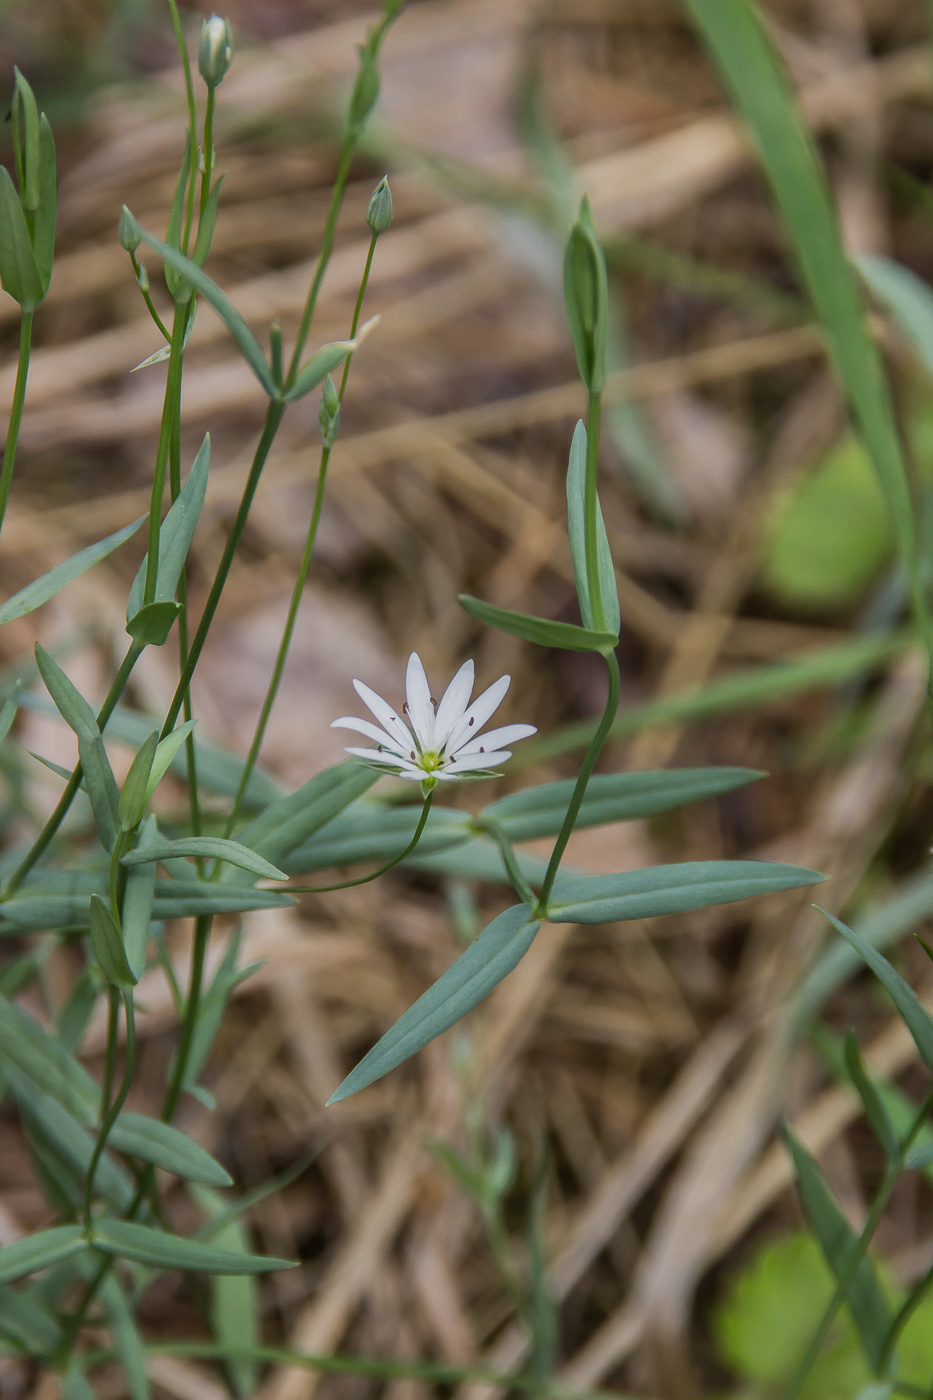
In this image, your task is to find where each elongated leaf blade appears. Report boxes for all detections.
[16,1089,133,1211]
[819,907,933,1073]
[0,518,144,627]
[91,1220,293,1274]
[136,226,276,395]
[109,1113,232,1186]
[122,836,287,882]
[329,904,540,1103]
[127,436,210,619]
[843,1032,900,1163]
[547,860,825,923]
[858,255,933,378]
[232,760,379,874]
[100,1275,149,1400]
[34,645,98,739]
[0,882,294,927]
[785,1128,891,1369]
[566,419,620,634]
[283,803,472,874]
[32,114,55,291]
[190,1184,260,1399]
[0,1228,86,1287]
[283,340,356,403]
[122,816,157,980]
[685,0,916,581]
[483,767,764,842]
[0,1284,61,1354]
[0,166,42,308]
[0,996,99,1124]
[76,732,120,851]
[88,895,136,989]
[458,594,617,653]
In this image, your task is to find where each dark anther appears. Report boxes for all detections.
[410,751,416,760]
[468,717,475,726]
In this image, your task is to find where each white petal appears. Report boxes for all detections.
[446,674,511,752]
[443,750,512,774]
[343,745,421,774]
[452,723,536,757]
[331,716,408,756]
[352,679,412,746]
[405,653,436,750]
[398,769,425,781]
[434,659,474,749]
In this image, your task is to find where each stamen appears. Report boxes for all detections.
[468,717,474,727]
[430,696,437,709]
[403,702,410,715]
[410,751,416,761]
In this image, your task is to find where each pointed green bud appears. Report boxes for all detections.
[366,176,392,235]
[563,195,608,394]
[322,373,340,418]
[119,205,141,254]
[319,374,341,447]
[198,15,233,89]
[136,262,149,293]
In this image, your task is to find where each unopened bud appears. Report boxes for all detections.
[136,263,149,292]
[319,374,341,447]
[119,205,141,254]
[366,176,392,235]
[198,15,233,89]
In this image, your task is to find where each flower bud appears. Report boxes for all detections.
[366,176,392,236]
[119,204,141,254]
[563,195,608,394]
[319,374,341,447]
[198,15,233,89]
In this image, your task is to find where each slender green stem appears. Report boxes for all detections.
[200,88,215,219]
[285,136,357,389]
[0,309,34,540]
[54,1254,112,1369]
[161,914,211,1121]
[144,301,188,606]
[474,819,535,906]
[129,254,171,341]
[285,790,434,893]
[583,390,605,632]
[224,233,380,834]
[165,0,199,256]
[3,642,144,898]
[100,988,120,1113]
[160,400,286,739]
[877,1085,933,1370]
[82,991,136,1229]
[537,652,620,913]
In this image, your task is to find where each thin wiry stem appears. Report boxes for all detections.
[0,309,33,540]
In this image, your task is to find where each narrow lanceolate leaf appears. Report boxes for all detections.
[145,722,196,804]
[283,803,472,875]
[231,760,379,876]
[785,1129,891,1370]
[126,600,181,647]
[136,226,276,396]
[190,1185,260,1399]
[858,255,933,378]
[684,0,917,589]
[843,1032,900,1164]
[0,166,43,308]
[0,684,19,745]
[122,815,158,980]
[0,1284,61,1355]
[458,595,617,654]
[546,861,825,924]
[100,1276,150,1400]
[127,436,210,620]
[0,1227,86,1287]
[0,882,294,927]
[91,1220,294,1274]
[283,336,361,403]
[122,837,287,882]
[77,733,120,851]
[88,895,136,989]
[0,517,145,627]
[482,768,764,842]
[119,732,159,831]
[32,114,56,292]
[819,908,933,1074]
[16,1090,133,1211]
[34,644,98,738]
[566,419,620,634]
[0,996,99,1125]
[329,904,540,1103]
[109,1113,232,1186]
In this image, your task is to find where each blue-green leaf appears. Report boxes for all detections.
[282,803,472,874]
[109,1113,232,1186]
[0,1228,86,1287]
[136,226,276,396]
[88,895,136,989]
[0,517,145,627]
[546,860,825,923]
[458,594,617,653]
[100,1275,149,1400]
[127,436,211,619]
[32,114,55,292]
[123,836,287,882]
[90,1220,293,1274]
[566,419,619,634]
[122,816,157,980]
[843,1031,900,1164]
[0,996,99,1124]
[231,760,379,876]
[329,904,540,1103]
[785,1128,891,1370]
[858,255,933,378]
[0,166,42,308]
[190,1185,260,1399]
[483,767,764,842]
[818,908,933,1073]
[126,600,181,647]
[283,336,360,404]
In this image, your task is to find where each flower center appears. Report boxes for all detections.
[419,750,443,772]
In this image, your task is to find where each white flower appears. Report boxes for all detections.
[332,653,536,783]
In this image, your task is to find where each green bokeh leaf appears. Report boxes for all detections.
[547,860,825,924]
